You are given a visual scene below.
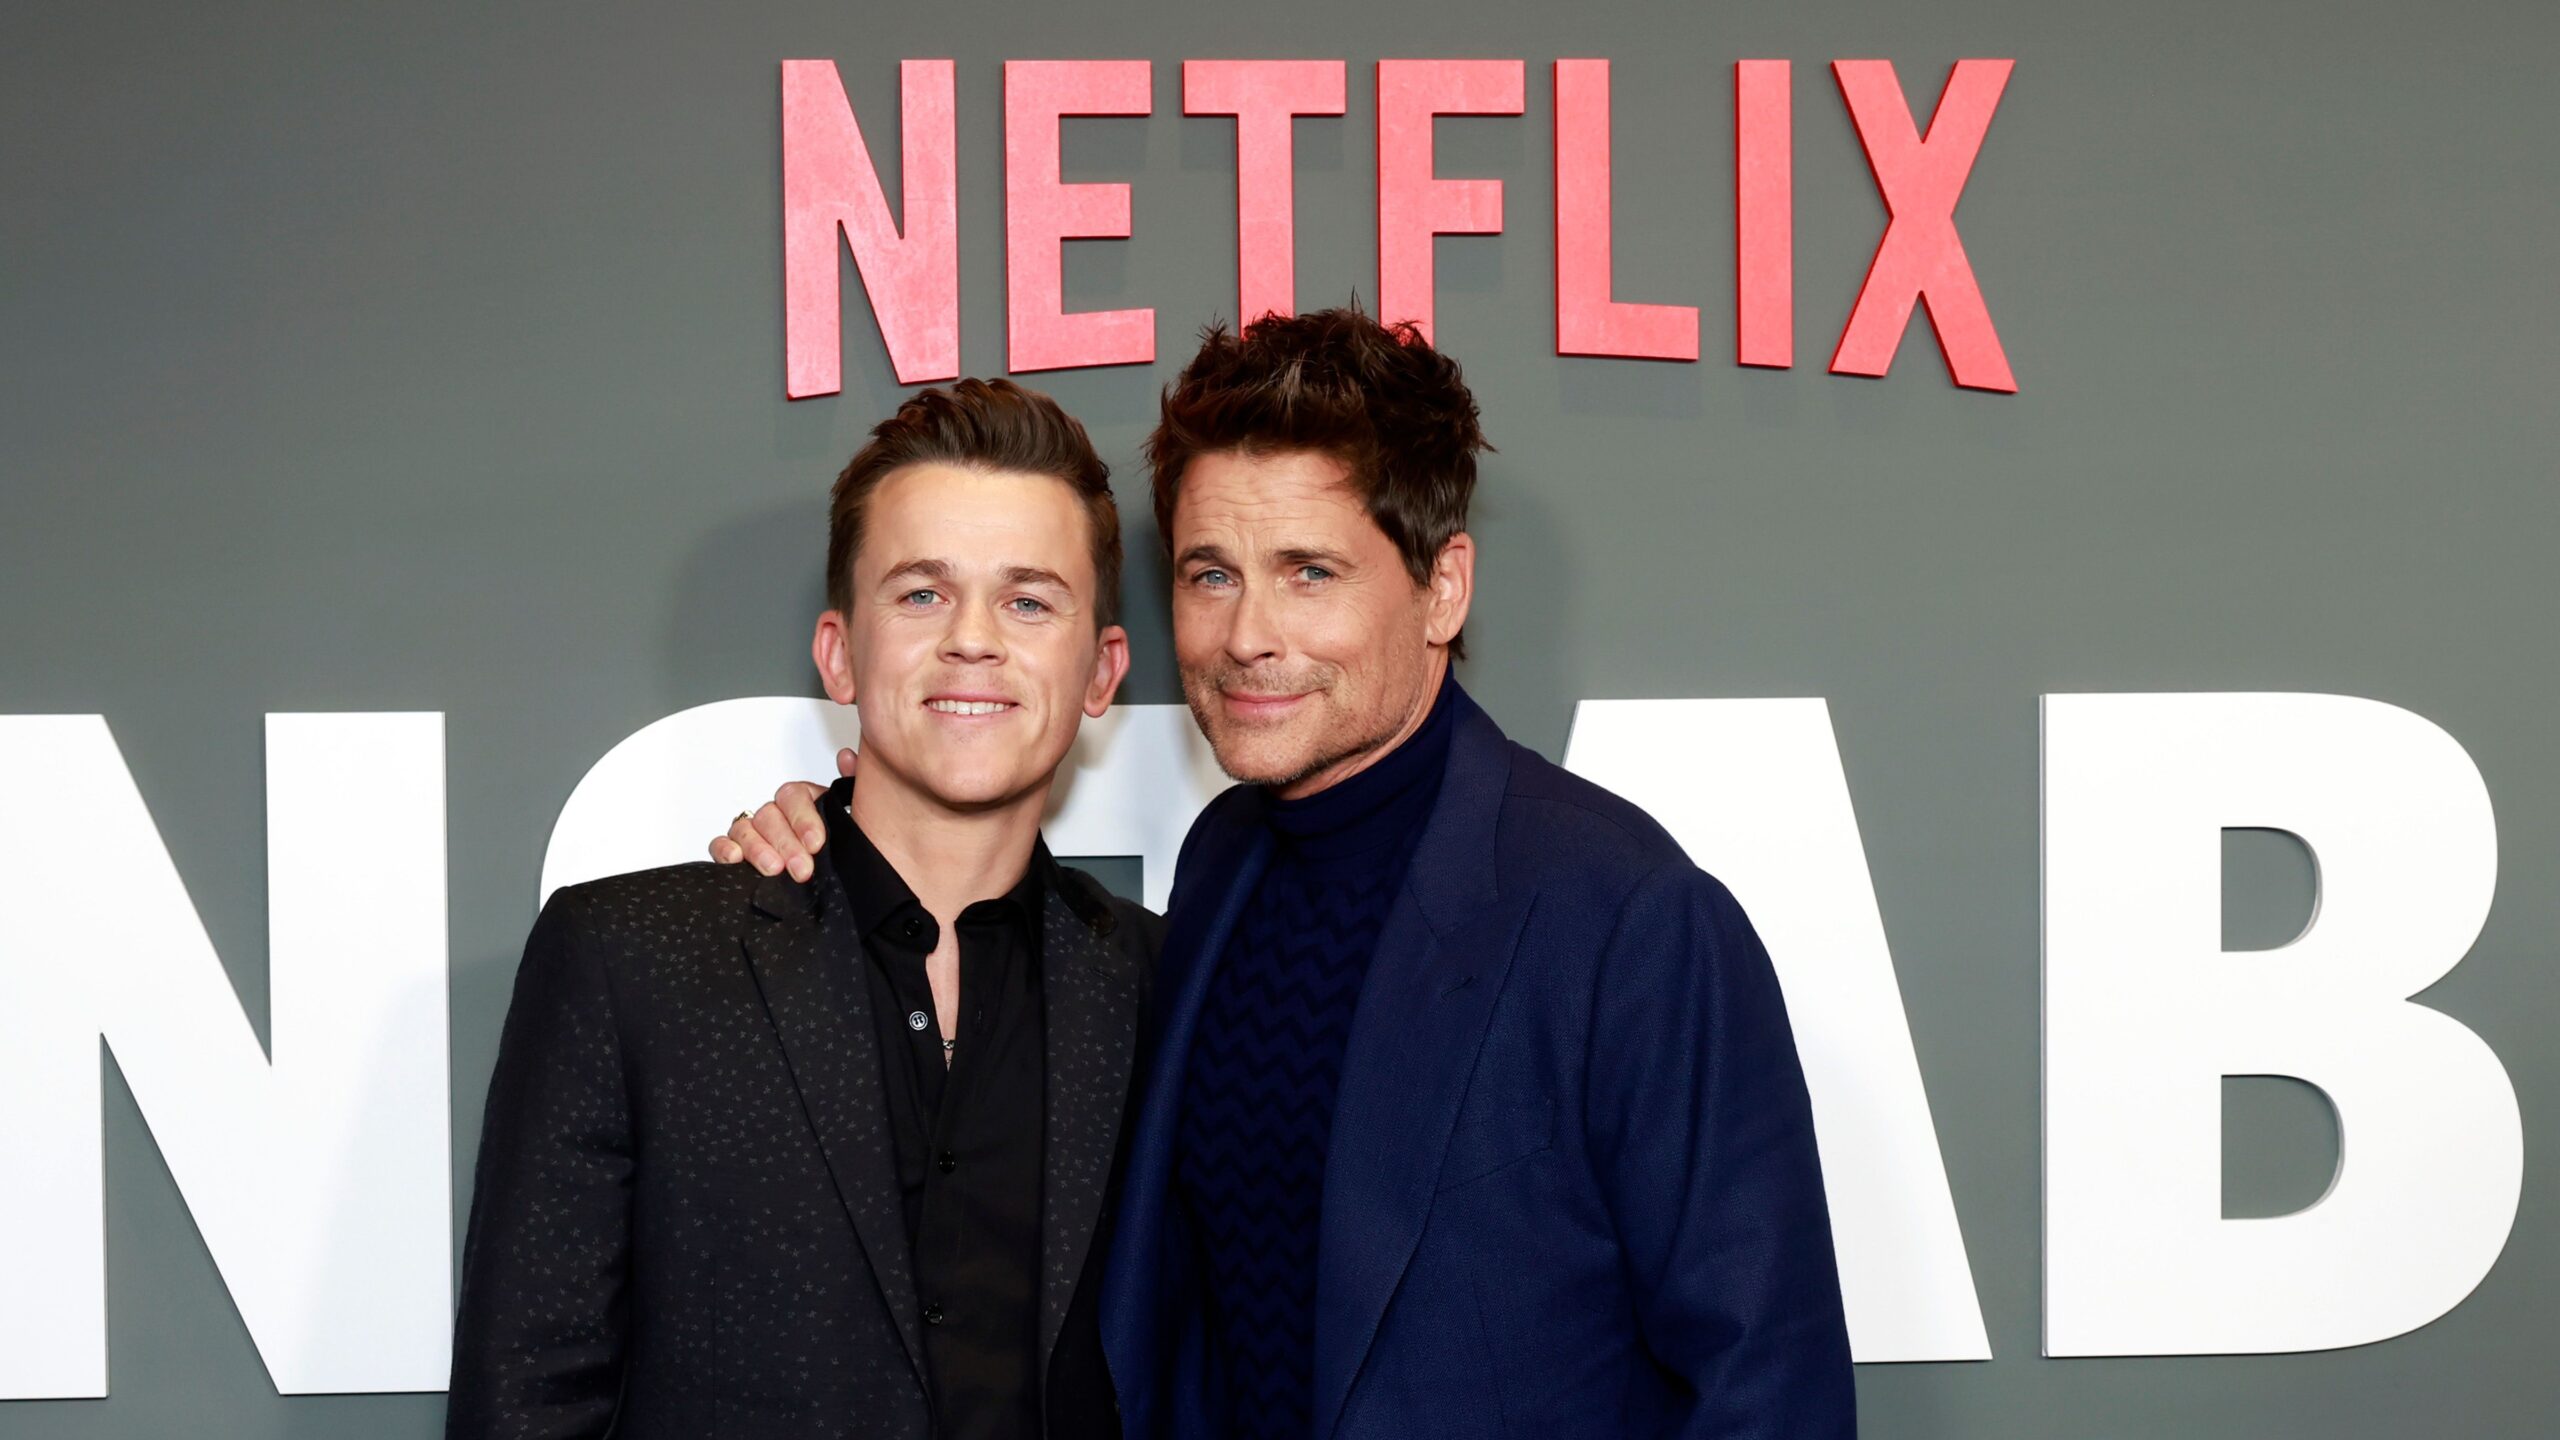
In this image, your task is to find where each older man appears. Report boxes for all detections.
[720,309,1853,1438]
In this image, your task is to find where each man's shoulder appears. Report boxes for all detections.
[1049,861,1167,952]
[1178,781,1262,853]
[1162,782,1265,909]
[537,859,772,950]
[1493,739,1692,879]
[1482,744,1763,979]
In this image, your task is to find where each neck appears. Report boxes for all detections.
[1273,654,1451,801]
[845,764,1047,923]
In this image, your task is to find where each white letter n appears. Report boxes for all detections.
[0,714,452,1397]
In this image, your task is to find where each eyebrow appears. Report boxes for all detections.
[878,557,955,588]
[1276,546,1353,569]
[1173,543,1356,571]
[1002,564,1073,590]
[879,557,1076,593]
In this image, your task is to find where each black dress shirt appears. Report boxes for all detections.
[825,779,1048,1440]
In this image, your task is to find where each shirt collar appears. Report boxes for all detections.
[822,776,1047,949]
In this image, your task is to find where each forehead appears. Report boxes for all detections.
[1172,449,1386,550]
[860,462,1095,576]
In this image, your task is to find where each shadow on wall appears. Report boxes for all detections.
[1458,455,1581,760]
[671,322,922,709]
[1556,351,1711,422]
[1114,505,1180,704]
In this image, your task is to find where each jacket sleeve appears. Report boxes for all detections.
[1582,862,1856,1439]
[445,891,635,1439]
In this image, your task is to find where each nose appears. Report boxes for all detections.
[941,597,1005,664]
[1224,577,1282,666]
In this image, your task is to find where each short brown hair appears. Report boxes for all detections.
[827,378,1122,628]
[1146,307,1489,654]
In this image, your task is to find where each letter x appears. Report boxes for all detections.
[1830,60,2016,393]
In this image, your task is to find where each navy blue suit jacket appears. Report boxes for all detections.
[1101,684,1856,1439]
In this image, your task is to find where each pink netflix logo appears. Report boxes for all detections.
[781,58,2017,397]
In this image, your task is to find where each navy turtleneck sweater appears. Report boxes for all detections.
[1172,678,1461,1440]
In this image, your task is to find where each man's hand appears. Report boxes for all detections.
[707,748,856,882]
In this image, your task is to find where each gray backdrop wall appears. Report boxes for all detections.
[5,0,2555,1434]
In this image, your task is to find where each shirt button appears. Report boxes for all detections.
[899,917,926,940]
[922,1303,945,1326]
[937,1151,957,1174]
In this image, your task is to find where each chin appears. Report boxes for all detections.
[1180,686,1319,784]
[923,779,1036,813]
[1203,730,1319,787]
[905,756,1035,809]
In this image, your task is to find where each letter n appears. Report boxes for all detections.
[783,59,960,395]
[0,715,451,1396]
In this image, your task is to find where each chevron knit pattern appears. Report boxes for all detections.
[1178,845,1400,1438]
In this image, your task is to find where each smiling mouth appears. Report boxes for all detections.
[926,699,1017,716]
[1222,691,1308,715]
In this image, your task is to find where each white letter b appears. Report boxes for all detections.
[2042,693,2521,1355]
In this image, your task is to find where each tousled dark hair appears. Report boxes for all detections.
[827,377,1122,628]
[1146,306,1489,656]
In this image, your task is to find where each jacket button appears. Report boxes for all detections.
[937,1151,957,1174]
[922,1303,945,1325]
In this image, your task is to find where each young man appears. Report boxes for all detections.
[719,309,1855,1438]
[446,379,1157,1439]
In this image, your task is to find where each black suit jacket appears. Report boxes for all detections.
[446,854,1159,1439]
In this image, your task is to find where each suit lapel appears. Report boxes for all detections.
[740,867,929,1390]
[1311,691,1530,1440]
[1036,877,1144,1368]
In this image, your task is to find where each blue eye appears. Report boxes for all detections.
[902,588,942,606]
[1008,596,1051,616]
[1193,568,1234,588]
[1297,565,1334,583]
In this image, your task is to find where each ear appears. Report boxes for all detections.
[812,611,859,706]
[1423,533,1475,648]
[1084,623,1133,718]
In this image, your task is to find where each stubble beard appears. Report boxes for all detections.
[1181,659,1410,793]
